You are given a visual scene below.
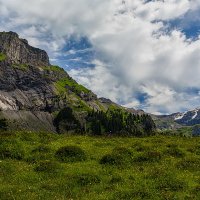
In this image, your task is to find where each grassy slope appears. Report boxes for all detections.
[1,132,200,200]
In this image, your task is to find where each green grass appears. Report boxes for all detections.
[12,63,29,71]
[0,132,200,199]
[42,65,65,72]
[0,53,6,61]
[55,78,90,95]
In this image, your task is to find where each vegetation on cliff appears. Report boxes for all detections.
[0,53,6,62]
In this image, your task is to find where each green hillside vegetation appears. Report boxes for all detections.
[42,65,65,72]
[0,132,200,200]
[12,63,29,71]
[55,77,90,95]
[0,53,6,61]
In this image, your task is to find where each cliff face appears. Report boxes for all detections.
[0,31,102,132]
[0,31,50,66]
[0,31,156,133]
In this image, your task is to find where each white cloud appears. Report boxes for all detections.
[0,0,200,113]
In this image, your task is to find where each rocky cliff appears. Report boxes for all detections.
[0,31,107,132]
[0,31,155,134]
[0,31,49,66]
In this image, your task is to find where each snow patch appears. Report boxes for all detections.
[174,112,186,121]
[191,108,199,119]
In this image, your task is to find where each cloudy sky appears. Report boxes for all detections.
[0,0,200,114]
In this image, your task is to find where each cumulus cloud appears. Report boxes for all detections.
[0,0,200,114]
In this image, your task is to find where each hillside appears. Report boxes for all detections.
[0,31,123,132]
[0,31,155,135]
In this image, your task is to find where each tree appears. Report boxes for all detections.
[0,118,8,131]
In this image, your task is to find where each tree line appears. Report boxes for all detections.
[54,107,156,136]
[86,109,156,136]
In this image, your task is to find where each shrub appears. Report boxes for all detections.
[0,118,8,131]
[0,139,25,160]
[34,160,61,173]
[55,146,86,162]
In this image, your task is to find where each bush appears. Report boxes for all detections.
[0,118,8,131]
[34,160,61,173]
[55,146,86,162]
[0,139,25,160]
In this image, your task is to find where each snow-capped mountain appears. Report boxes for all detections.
[174,108,200,126]
[152,108,200,131]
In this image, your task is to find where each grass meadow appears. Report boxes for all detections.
[0,132,200,200]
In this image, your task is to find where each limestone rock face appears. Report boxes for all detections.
[0,31,99,132]
[0,31,50,66]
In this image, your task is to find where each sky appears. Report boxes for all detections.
[0,0,200,114]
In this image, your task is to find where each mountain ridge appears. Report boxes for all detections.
[1,31,149,133]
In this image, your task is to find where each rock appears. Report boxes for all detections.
[0,31,127,133]
[0,31,50,66]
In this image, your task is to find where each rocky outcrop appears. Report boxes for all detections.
[0,31,50,66]
[0,61,66,112]
[0,110,56,132]
[0,31,103,132]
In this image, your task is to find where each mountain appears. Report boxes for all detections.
[153,108,200,136]
[173,108,200,126]
[0,31,155,135]
[0,31,121,132]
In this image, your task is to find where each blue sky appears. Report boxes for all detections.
[0,0,200,114]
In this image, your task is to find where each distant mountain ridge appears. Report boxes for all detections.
[173,108,200,126]
[153,108,200,131]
